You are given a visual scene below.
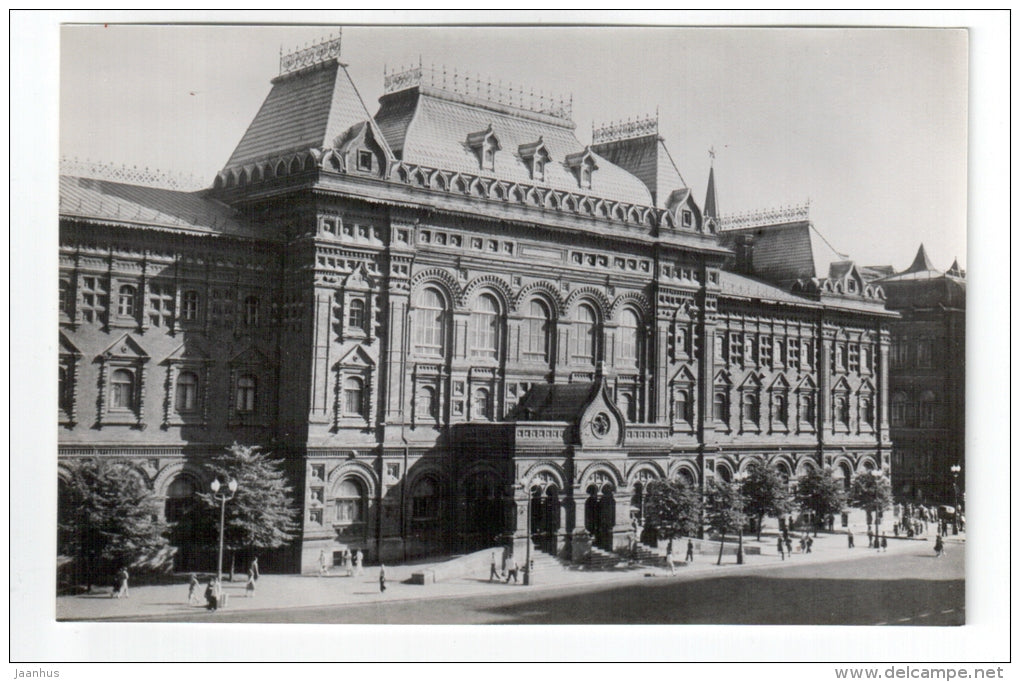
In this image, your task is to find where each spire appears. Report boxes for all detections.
[904,243,936,274]
[704,148,718,220]
[947,258,965,278]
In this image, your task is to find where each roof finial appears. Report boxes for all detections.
[709,145,716,165]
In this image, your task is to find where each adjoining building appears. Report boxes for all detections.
[59,37,897,572]
[867,246,965,506]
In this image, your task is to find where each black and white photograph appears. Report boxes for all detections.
[10,10,1010,672]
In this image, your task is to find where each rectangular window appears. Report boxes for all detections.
[210,288,235,326]
[849,344,860,373]
[148,283,175,328]
[917,339,933,368]
[729,333,743,366]
[773,337,785,368]
[744,335,756,365]
[357,150,373,171]
[760,336,772,367]
[80,275,107,324]
[787,338,801,370]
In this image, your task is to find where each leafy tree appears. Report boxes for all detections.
[182,443,300,578]
[794,466,847,536]
[643,479,703,541]
[849,468,893,538]
[739,459,794,541]
[57,459,173,591]
[703,478,747,565]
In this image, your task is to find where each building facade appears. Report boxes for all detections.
[870,246,965,505]
[59,39,897,572]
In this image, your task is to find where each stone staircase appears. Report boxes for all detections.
[525,547,570,574]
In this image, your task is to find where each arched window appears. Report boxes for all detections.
[243,296,260,326]
[110,369,134,410]
[414,288,447,357]
[800,393,816,424]
[861,395,875,427]
[713,391,729,423]
[674,389,690,423]
[182,290,200,322]
[344,376,365,417]
[919,391,936,426]
[335,479,365,524]
[418,385,438,420]
[891,392,907,426]
[164,476,197,523]
[236,375,257,413]
[472,387,491,420]
[118,285,136,317]
[411,478,439,519]
[743,392,760,423]
[573,303,598,364]
[835,395,849,425]
[772,393,788,424]
[617,308,640,365]
[523,299,552,362]
[470,293,500,360]
[175,371,199,412]
[347,298,366,333]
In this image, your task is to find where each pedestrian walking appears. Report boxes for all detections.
[805,536,813,553]
[934,535,944,558]
[505,559,519,584]
[867,529,873,548]
[785,537,793,556]
[114,567,129,598]
[666,538,674,557]
[205,578,219,611]
[847,530,854,549]
[379,565,387,592]
[666,549,677,575]
[246,567,256,597]
[343,549,353,576]
[354,549,364,576]
[880,535,888,552]
[249,557,260,581]
[489,551,499,581]
[318,548,329,576]
[187,573,200,605]
[777,536,785,560]
[685,539,694,563]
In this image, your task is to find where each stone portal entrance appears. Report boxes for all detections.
[585,481,616,551]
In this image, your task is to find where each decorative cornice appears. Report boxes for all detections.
[719,203,810,230]
[60,157,204,191]
[383,62,573,121]
[592,114,658,145]
[279,31,343,77]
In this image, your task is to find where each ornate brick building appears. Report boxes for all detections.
[869,246,965,505]
[59,39,897,572]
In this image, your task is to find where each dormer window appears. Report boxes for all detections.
[467,125,501,172]
[565,147,598,189]
[357,150,373,172]
[519,137,551,183]
[682,210,693,227]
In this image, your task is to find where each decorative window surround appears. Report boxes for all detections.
[96,333,150,429]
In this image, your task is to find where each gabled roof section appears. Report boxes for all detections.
[718,270,818,307]
[60,176,255,238]
[336,344,375,368]
[374,86,653,205]
[99,333,149,361]
[225,60,390,170]
[229,347,272,366]
[165,339,209,363]
[717,221,819,287]
[59,331,81,357]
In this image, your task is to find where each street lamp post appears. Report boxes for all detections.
[524,487,533,586]
[211,477,238,582]
[950,464,961,535]
[734,473,747,565]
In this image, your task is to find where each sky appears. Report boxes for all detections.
[59,23,968,273]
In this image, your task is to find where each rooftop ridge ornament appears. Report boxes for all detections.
[592,114,659,145]
[718,202,811,230]
[279,30,343,76]
[383,63,573,121]
[60,157,205,191]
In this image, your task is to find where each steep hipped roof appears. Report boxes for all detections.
[375,86,653,205]
[590,134,686,208]
[905,243,936,274]
[718,221,821,286]
[875,244,947,283]
[224,60,388,170]
[59,175,255,238]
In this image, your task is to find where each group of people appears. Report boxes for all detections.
[183,557,260,611]
[489,549,521,583]
[111,567,130,598]
[319,548,365,577]
[775,529,813,560]
[663,538,696,574]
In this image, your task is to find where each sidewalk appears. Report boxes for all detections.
[55,530,963,621]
